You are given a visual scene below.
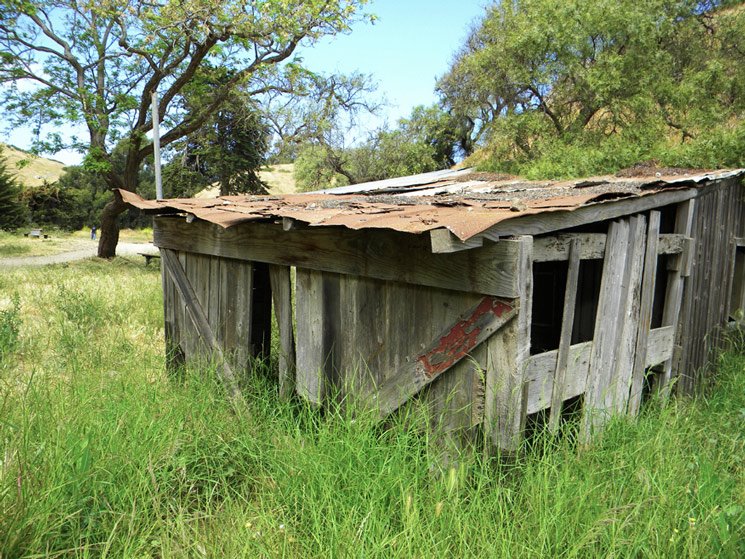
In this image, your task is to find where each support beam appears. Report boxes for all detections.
[658,199,696,397]
[533,232,687,262]
[154,217,521,297]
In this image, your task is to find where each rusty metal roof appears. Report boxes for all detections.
[120,168,745,242]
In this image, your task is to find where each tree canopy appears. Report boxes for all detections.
[294,104,461,191]
[437,0,745,178]
[0,0,369,255]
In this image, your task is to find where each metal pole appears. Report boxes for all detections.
[152,90,163,200]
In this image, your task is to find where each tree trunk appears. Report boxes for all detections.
[97,193,127,258]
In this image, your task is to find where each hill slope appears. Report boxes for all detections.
[0,143,67,187]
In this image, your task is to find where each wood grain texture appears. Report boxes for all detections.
[548,238,580,432]
[533,233,685,263]
[486,236,533,452]
[161,249,245,407]
[525,326,674,415]
[628,211,660,415]
[295,268,328,405]
[609,215,646,415]
[580,219,631,442]
[154,217,521,297]
[269,265,296,399]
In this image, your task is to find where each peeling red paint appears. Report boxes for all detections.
[417,297,514,378]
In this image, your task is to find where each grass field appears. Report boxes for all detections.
[0,229,153,259]
[1,259,743,557]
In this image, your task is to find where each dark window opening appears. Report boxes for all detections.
[530,258,603,355]
[729,246,745,320]
[650,255,670,329]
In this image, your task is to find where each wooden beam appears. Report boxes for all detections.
[430,228,485,253]
[269,265,296,400]
[628,211,661,415]
[524,326,675,415]
[548,238,580,432]
[580,219,631,443]
[658,199,696,397]
[295,269,328,405]
[476,188,697,241]
[533,232,686,262]
[160,249,245,408]
[485,236,533,452]
[154,217,521,297]
[361,296,517,418]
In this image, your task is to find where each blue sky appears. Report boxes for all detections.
[1,0,488,166]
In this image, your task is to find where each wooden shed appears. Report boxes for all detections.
[121,167,745,451]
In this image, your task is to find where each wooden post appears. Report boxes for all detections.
[658,199,696,398]
[548,238,580,433]
[628,211,660,415]
[485,236,533,453]
[269,265,296,399]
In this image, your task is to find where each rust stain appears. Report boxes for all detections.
[119,168,743,242]
[417,297,514,378]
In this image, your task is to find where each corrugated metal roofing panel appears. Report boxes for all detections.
[120,168,745,242]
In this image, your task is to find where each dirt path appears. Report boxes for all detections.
[0,242,158,269]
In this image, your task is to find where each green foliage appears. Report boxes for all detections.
[439,0,745,177]
[0,149,28,230]
[165,65,270,196]
[294,104,462,191]
[0,259,744,556]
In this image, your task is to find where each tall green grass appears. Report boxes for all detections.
[1,258,743,557]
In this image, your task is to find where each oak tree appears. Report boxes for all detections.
[0,0,369,256]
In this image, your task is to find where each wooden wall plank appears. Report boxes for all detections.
[161,249,245,407]
[295,269,329,405]
[628,211,660,415]
[485,236,533,452]
[269,265,296,399]
[580,219,630,442]
[548,238,580,432]
[525,326,674,415]
[153,217,521,297]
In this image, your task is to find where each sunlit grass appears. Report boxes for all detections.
[0,258,743,557]
[0,228,152,258]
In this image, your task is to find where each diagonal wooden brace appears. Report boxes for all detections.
[363,296,517,418]
[161,249,245,408]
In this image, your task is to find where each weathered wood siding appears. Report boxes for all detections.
[676,178,745,393]
[154,177,744,452]
[161,249,259,373]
